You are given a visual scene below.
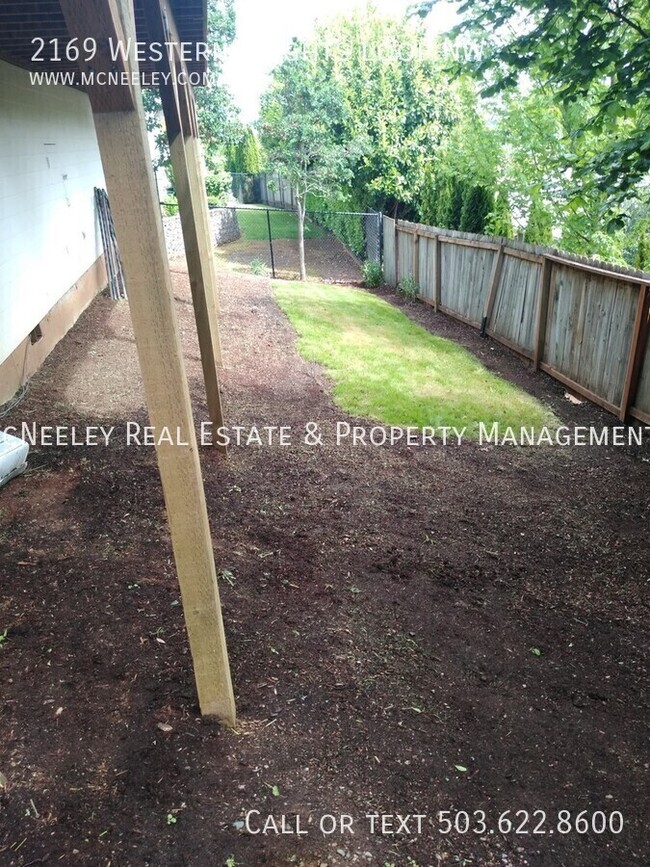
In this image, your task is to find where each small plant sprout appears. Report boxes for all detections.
[166,813,177,825]
[0,628,8,648]
[218,569,236,586]
[530,647,542,656]
[397,276,419,299]
[250,258,269,277]
[362,260,382,288]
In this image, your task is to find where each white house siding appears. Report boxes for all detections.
[0,59,106,371]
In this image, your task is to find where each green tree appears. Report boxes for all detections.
[524,198,553,245]
[259,41,358,280]
[449,177,466,229]
[195,0,240,154]
[309,8,459,217]
[636,232,649,271]
[227,126,261,174]
[432,174,453,227]
[413,0,650,206]
[460,185,494,233]
[485,192,514,238]
[142,0,239,191]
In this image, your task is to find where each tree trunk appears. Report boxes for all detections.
[297,198,307,281]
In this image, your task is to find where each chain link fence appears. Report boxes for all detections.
[210,205,382,282]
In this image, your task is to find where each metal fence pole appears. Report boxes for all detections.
[266,208,276,278]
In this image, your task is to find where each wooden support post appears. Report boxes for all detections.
[481,242,505,337]
[433,235,442,312]
[413,232,420,290]
[143,0,225,440]
[619,283,649,421]
[60,0,235,724]
[533,256,553,369]
[394,218,400,287]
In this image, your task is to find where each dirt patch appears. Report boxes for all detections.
[216,237,363,283]
[0,269,648,867]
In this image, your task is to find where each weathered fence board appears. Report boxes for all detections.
[489,253,541,354]
[383,215,396,286]
[440,241,493,327]
[632,336,650,422]
[418,234,436,303]
[397,228,414,285]
[382,218,650,422]
[544,266,638,408]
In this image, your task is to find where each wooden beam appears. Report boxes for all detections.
[143,0,226,439]
[394,219,400,286]
[481,242,505,337]
[619,283,649,421]
[434,234,441,312]
[539,363,621,416]
[77,0,235,723]
[439,236,500,252]
[544,252,649,284]
[59,0,136,111]
[503,247,545,264]
[629,405,650,426]
[533,257,553,370]
[413,232,420,289]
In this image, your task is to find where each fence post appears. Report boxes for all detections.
[619,283,649,420]
[533,256,553,369]
[413,232,420,289]
[481,241,505,337]
[394,218,400,286]
[434,234,441,312]
[266,209,276,279]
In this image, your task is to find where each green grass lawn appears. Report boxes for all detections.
[274,281,558,435]
[237,208,328,241]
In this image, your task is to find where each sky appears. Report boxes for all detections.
[221,0,460,123]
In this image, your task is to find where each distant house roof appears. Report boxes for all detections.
[0,0,208,78]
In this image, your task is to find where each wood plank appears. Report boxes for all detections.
[88,0,235,724]
[438,304,481,329]
[629,405,650,425]
[413,232,420,289]
[434,235,442,311]
[504,247,545,264]
[394,219,400,285]
[485,328,533,360]
[144,0,226,439]
[59,0,136,111]
[439,236,500,252]
[545,253,650,284]
[619,284,649,420]
[481,243,505,337]
[539,362,620,416]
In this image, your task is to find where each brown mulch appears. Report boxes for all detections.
[0,264,648,867]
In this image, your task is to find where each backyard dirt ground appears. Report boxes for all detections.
[215,237,363,283]
[0,263,648,867]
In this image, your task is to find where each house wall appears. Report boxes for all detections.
[0,59,107,403]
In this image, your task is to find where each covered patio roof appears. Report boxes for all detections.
[0,0,207,77]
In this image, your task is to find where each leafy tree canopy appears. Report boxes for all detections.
[412,0,650,202]
[259,39,360,278]
[143,0,240,192]
[308,9,462,216]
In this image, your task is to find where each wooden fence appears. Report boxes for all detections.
[383,216,650,423]
[257,172,297,210]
